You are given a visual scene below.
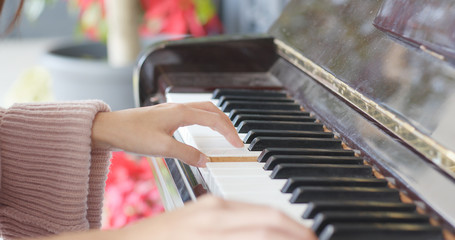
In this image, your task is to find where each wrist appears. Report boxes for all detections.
[91,112,114,149]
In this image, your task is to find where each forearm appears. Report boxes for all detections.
[22,229,122,240]
[22,195,318,240]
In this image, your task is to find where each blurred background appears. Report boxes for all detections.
[0,0,289,109]
[0,0,289,230]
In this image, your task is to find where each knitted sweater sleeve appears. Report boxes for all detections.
[0,101,111,240]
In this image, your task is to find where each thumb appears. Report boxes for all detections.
[165,139,209,167]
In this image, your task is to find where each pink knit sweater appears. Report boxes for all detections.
[0,101,112,239]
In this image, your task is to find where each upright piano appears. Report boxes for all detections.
[133,0,455,239]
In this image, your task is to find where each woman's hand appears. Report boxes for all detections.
[120,195,318,240]
[31,196,317,240]
[91,102,243,167]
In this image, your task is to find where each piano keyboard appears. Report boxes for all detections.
[167,89,444,240]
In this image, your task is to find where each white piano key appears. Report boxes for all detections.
[179,125,247,139]
[180,125,223,138]
[204,148,260,158]
[205,162,269,196]
[167,93,216,104]
[179,129,260,158]
[207,168,269,189]
[224,192,292,203]
[192,137,246,149]
[215,176,285,187]
[216,180,286,195]
[206,162,264,168]
[201,162,312,226]
[221,186,310,225]
[207,166,270,177]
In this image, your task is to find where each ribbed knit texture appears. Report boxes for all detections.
[0,101,111,240]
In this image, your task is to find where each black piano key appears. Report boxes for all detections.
[290,186,401,203]
[249,137,341,151]
[229,109,310,121]
[218,96,294,107]
[238,121,323,133]
[258,148,355,163]
[212,88,287,99]
[233,114,316,127]
[313,211,430,235]
[281,177,388,193]
[264,155,364,170]
[270,163,373,179]
[319,223,443,240]
[221,101,301,112]
[302,201,417,219]
[244,130,333,144]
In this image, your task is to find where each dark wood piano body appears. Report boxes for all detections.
[134,0,455,237]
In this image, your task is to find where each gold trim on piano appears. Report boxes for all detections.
[274,39,455,174]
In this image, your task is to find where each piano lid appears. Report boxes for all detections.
[268,0,455,174]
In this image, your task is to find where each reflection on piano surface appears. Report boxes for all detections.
[134,0,455,239]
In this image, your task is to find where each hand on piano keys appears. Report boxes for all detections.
[122,195,317,240]
[165,88,445,240]
[92,90,318,239]
[91,101,244,166]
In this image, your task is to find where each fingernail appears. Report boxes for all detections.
[197,154,209,167]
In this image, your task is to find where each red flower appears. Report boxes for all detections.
[72,0,222,40]
[104,152,164,229]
